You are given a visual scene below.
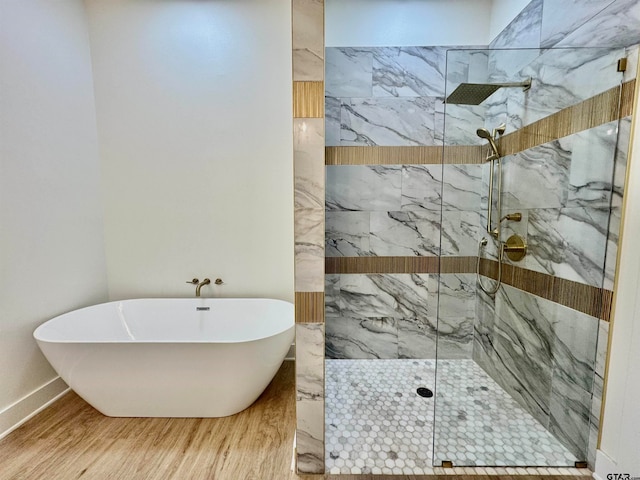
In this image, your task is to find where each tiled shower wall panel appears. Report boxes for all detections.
[324,44,489,363]
[293,0,325,474]
[326,164,484,258]
[473,284,599,461]
[325,46,487,147]
[326,273,475,360]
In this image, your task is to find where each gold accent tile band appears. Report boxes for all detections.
[325,145,484,165]
[499,80,636,157]
[325,256,440,274]
[620,78,636,118]
[293,81,324,118]
[325,256,476,274]
[328,256,612,321]
[324,80,636,166]
[480,259,612,321]
[295,291,325,323]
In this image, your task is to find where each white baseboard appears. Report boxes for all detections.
[594,450,618,480]
[0,377,69,441]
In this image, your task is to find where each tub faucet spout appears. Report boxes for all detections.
[196,278,210,297]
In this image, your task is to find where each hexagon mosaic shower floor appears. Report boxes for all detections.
[325,359,578,475]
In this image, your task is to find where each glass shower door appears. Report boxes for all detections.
[434,46,627,467]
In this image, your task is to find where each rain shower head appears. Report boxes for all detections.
[445,78,532,105]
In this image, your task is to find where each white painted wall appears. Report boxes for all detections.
[84,0,294,302]
[596,64,640,477]
[488,0,533,43]
[0,0,108,434]
[326,0,493,47]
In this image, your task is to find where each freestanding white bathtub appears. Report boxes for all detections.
[34,298,294,418]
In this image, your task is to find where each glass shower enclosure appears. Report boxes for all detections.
[434,46,625,467]
[324,44,628,473]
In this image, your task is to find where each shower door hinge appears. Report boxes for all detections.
[575,461,589,469]
[617,58,628,72]
[441,460,454,468]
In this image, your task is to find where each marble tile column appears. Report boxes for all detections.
[292,0,325,474]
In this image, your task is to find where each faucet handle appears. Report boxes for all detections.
[214,278,224,285]
[186,278,199,285]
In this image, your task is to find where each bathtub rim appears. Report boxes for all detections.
[33,297,294,345]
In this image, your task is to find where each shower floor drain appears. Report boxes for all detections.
[416,387,433,398]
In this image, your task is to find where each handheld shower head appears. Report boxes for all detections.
[476,127,500,160]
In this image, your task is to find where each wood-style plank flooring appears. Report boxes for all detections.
[0,362,591,480]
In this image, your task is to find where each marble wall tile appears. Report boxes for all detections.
[623,44,639,82]
[401,164,442,211]
[341,96,437,146]
[325,96,341,147]
[326,273,476,360]
[487,48,541,86]
[326,165,402,211]
[325,211,370,257]
[491,285,554,426]
[474,283,602,460]
[567,121,618,208]
[483,84,510,134]
[595,320,610,378]
[397,317,436,359]
[501,138,572,210]
[325,314,398,359]
[294,118,325,210]
[587,372,603,468]
[339,274,406,319]
[541,0,615,48]
[295,207,324,292]
[483,87,526,138]
[297,323,325,401]
[325,48,372,98]
[613,116,632,209]
[325,274,340,316]
[490,0,543,49]
[401,164,483,212]
[550,303,598,394]
[551,0,640,49]
[467,50,490,83]
[604,206,620,291]
[444,49,489,94]
[472,286,497,372]
[292,0,324,81]
[326,274,443,360]
[296,322,324,474]
[603,116,632,290]
[525,207,609,287]
[515,48,623,129]
[549,374,592,460]
[297,399,325,473]
[438,102,488,145]
[431,274,475,359]
[372,46,448,97]
[444,165,487,211]
[440,209,483,256]
[588,320,608,467]
[324,162,483,259]
[369,210,441,257]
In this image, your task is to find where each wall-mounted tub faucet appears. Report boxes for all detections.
[195,278,211,297]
